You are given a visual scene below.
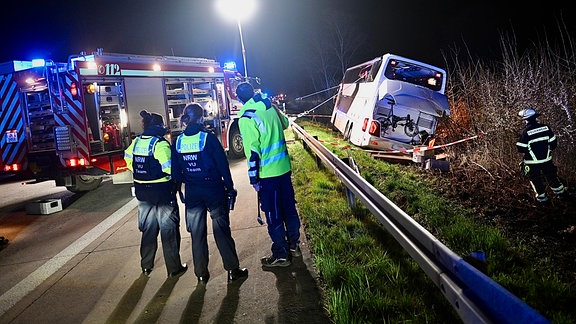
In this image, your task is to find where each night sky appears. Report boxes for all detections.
[2,0,574,97]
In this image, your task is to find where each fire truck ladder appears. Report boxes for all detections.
[44,61,68,113]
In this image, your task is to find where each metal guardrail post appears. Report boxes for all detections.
[342,156,358,210]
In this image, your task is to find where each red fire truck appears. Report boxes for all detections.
[0,49,253,191]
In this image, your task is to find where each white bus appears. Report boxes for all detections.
[330,53,450,151]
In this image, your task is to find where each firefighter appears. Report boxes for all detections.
[172,102,248,284]
[516,108,566,203]
[236,82,302,268]
[124,110,187,278]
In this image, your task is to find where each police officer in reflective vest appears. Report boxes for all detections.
[236,82,302,268]
[172,103,248,284]
[516,108,566,203]
[124,110,187,278]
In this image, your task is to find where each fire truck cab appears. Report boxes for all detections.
[1,50,250,191]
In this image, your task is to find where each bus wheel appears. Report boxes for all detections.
[66,175,103,193]
[228,125,245,159]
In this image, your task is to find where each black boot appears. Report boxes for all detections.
[227,268,248,282]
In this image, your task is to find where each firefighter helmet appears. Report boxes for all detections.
[518,108,539,120]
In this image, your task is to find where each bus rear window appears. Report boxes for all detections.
[384,59,443,92]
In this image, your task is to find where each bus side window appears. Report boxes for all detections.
[370,60,382,82]
[359,65,374,82]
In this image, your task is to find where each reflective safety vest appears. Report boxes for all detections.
[176,131,207,153]
[124,136,171,182]
[175,131,216,181]
[238,97,291,182]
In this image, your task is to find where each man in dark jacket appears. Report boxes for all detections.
[124,110,187,278]
[516,108,566,203]
[172,102,248,284]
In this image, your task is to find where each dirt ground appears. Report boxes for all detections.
[416,163,576,284]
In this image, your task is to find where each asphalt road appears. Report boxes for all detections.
[0,159,330,323]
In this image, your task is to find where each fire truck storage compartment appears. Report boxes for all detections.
[193,81,222,142]
[100,105,122,151]
[193,82,217,121]
[99,84,120,97]
[85,82,125,153]
[123,78,166,136]
[25,89,56,151]
[165,80,192,134]
[164,79,218,136]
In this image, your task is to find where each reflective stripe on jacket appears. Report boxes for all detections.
[174,131,222,183]
[516,121,557,165]
[175,131,207,153]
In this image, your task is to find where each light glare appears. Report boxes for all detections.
[31,59,45,67]
[224,62,237,70]
[216,0,256,22]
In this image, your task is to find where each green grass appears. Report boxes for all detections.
[287,120,576,323]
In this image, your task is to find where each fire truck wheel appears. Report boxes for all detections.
[228,126,245,160]
[66,175,103,193]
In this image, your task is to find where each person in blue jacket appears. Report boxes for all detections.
[172,102,248,284]
[124,110,187,278]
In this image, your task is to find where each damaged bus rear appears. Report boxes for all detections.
[330,53,450,151]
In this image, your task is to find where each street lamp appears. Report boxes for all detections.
[216,0,256,79]
[236,20,248,78]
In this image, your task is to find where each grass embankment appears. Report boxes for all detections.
[288,120,575,323]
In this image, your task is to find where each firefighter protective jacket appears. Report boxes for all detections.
[516,119,557,165]
[172,123,234,191]
[238,94,291,184]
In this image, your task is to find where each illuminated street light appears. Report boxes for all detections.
[216,0,256,78]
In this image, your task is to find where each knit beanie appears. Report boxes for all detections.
[235,82,254,104]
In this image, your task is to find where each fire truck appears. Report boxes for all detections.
[0,49,252,191]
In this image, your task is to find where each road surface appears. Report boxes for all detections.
[0,159,330,323]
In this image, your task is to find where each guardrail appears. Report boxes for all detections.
[290,122,549,324]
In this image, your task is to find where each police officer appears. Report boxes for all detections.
[516,107,566,203]
[172,102,248,284]
[236,82,302,268]
[124,110,187,278]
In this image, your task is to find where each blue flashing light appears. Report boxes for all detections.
[31,59,45,67]
[223,61,236,70]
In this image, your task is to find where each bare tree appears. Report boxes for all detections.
[305,9,366,93]
[443,23,576,185]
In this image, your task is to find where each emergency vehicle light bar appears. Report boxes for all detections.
[223,62,237,70]
[32,59,45,67]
